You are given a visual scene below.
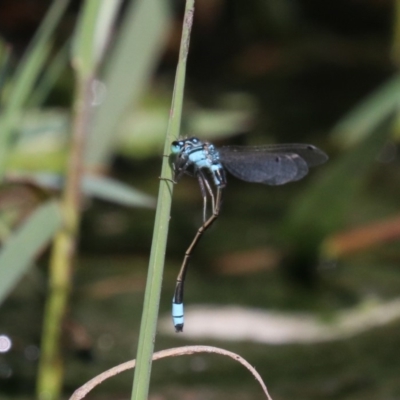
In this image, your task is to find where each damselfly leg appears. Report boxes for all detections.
[174,154,215,222]
[197,169,215,223]
[172,181,223,332]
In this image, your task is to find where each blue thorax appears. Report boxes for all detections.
[171,137,227,187]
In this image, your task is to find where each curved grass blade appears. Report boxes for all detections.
[331,74,400,147]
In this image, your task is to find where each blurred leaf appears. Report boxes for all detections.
[72,1,121,77]
[85,0,170,168]
[283,113,395,245]
[92,1,123,66]
[0,39,12,101]
[17,109,69,146]
[6,108,69,172]
[118,105,255,158]
[72,1,101,77]
[323,214,400,259]
[8,151,67,174]
[331,74,400,147]
[28,40,70,107]
[5,96,255,167]
[189,108,255,139]
[0,0,70,178]
[82,175,156,208]
[0,201,62,305]
[4,172,63,190]
[4,171,155,208]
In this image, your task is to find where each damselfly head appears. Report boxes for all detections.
[171,137,202,155]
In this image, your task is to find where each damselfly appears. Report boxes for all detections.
[170,137,328,332]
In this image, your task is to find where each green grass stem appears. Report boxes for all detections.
[130,1,195,400]
[36,1,111,397]
[36,75,94,400]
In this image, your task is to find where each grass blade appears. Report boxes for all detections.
[85,0,170,169]
[72,1,121,77]
[28,40,70,107]
[0,0,70,179]
[0,201,62,305]
[130,2,194,400]
[331,74,400,147]
[82,175,156,208]
[37,1,113,397]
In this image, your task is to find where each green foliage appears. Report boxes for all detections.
[72,1,121,78]
[86,0,171,169]
[281,76,398,271]
[0,0,70,178]
[0,0,167,310]
[285,113,394,243]
[0,1,170,397]
[82,175,156,208]
[332,74,400,147]
[0,201,62,305]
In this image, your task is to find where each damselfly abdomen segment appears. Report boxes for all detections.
[170,137,328,332]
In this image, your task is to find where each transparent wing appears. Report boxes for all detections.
[219,144,328,185]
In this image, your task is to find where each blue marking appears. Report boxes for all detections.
[188,148,209,167]
[172,302,184,329]
[171,142,183,154]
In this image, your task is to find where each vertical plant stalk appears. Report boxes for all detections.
[37,76,93,400]
[130,2,194,400]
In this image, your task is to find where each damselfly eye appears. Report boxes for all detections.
[171,141,184,154]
